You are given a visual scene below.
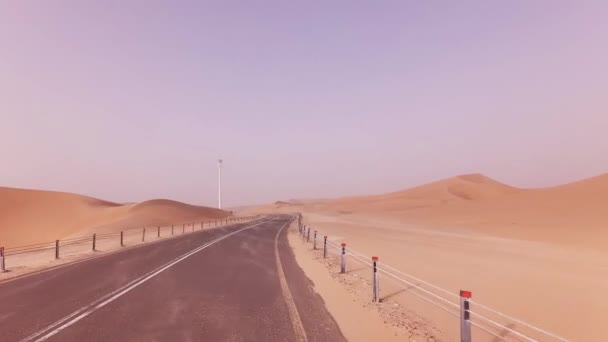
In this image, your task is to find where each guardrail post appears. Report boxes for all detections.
[182,224,185,234]
[120,231,124,246]
[323,236,327,258]
[372,256,380,302]
[192,223,194,232]
[307,227,310,243]
[172,225,174,235]
[55,240,60,259]
[158,226,160,238]
[92,234,96,251]
[460,290,472,342]
[313,230,317,250]
[341,243,346,273]
[142,228,146,242]
[1,247,6,272]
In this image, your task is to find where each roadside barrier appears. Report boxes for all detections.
[0,215,260,273]
[372,256,379,303]
[340,243,346,274]
[300,219,569,342]
[0,247,5,272]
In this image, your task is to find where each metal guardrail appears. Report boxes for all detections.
[295,215,569,342]
[0,215,259,273]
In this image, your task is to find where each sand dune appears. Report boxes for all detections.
[255,172,608,247]
[343,173,518,203]
[241,173,608,340]
[247,172,608,340]
[0,187,228,248]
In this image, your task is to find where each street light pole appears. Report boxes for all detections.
[218,159,222,209]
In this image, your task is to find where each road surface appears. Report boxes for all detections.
[0,215,346,342]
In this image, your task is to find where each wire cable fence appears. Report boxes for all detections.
[0,215,260,274]
[296,218,569,342]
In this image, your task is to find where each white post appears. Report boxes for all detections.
[460,290,472,342]
[372,256,380,302]
[341,243,346,273]
[218,159,223,209]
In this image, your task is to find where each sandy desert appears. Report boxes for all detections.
[0,187,229,248]
[244,173,608,341]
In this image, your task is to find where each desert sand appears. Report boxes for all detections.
[247,173,608,341]
[0,187,228,248]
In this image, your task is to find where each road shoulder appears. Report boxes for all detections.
[286,223,403,342]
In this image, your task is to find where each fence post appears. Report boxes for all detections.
[341,243,346,273]
[172,225,174,235]
[182,224,185,234]
[192,223,194,232]
[0,247,6,272]
[158,226,160,238]
[120,231,124,246]
[372,256,380,302]
[142,228,146,242]
[460,290,472,342]
[323,236,327,258]
[313,230,317,250]
[55,240,60,259]
[307,227,310,243]
[92,234,96,251]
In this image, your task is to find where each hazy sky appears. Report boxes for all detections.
[1,1,607,207]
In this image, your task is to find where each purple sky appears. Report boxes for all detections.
[1,1,607,207]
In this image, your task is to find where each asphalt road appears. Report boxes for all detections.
[0,215,346,342]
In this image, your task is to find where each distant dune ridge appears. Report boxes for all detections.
[0,187,228,248]
[250,172,608,247]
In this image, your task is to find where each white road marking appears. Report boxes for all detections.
[20,219,270,342]
[274,217,308,342]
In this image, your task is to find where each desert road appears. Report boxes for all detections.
[0,215,345,342]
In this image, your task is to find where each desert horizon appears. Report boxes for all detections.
[3,170,607,249]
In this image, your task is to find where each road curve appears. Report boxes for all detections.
[0,215,346,342]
